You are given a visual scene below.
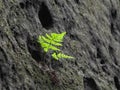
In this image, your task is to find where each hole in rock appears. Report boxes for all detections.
[108,45,114,54]
[25,1,32,8]
[101,66,109,75]
[19,1,32,9]
[5,86,10,90]
[96,47,102,59]
[54,0,58,4]
[114,76,120,90]
[84,77,99,90]
[100,60,105,64]
[19,2,25,9]
[111,8,117,19]
[0,47,8,61]
[110,22,115,34]
[27,35,43,63]
[29,87,34,90]
[70,34,77,40]
[38,2,53,29]
[74,0,79,4]
[108,45,118,65]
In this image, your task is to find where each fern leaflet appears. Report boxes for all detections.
[52,53,74,60]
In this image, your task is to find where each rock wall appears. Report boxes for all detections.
[0,0,120,90]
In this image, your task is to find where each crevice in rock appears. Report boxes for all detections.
[25,1,32,8]
[0,47,8,62]
[38,2,53,29]
[101,65,110,75]
[11,26,26,51]
[74,0,79,4]
[27,35,43,63]
[108,45,118,65]
[69,34,79,40]
[111,8,117,20]
[0,31,8,40]
[84,77,99,90]
[110,22,116,35]
[54,0,58,5]
[54,0,61,6]
[19,2,25,9]
[96,47,107,63]
[19,1,32,9]
[100,60,105,64]
[96,47,103,59]
[0,51,10,84]
[110,22,119,42]
[110,8,120,42]
[114,76,120,90]
[108,45,114,54]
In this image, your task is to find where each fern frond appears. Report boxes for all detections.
[52,52,74,60]
[51,32,66,42]
[38,36,60,52]
[41,42,60,52]
[38,32,74,60]
[41,36,62,46]
[38,32,66,52]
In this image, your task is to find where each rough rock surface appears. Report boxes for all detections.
[0,0,120,90]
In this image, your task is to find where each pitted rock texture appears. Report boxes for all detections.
[0,0,120,90]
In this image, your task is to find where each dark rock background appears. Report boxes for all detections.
[0,0,120,90]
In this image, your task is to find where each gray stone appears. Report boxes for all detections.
[0,0,120,90]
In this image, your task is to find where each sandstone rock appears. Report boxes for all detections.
[0,0,120,90]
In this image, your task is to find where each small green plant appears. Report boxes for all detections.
[37,32,74,60]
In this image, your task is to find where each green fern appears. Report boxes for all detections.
[37,32,74,60]
[52,53,74,60]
